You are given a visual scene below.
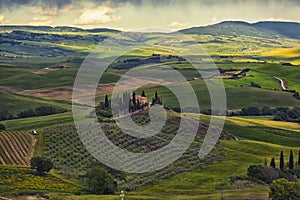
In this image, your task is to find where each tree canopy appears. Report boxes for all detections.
[30,157,53,175]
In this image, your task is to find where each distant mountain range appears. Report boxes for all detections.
[178,21,300,39]
[0,25,120,33]
[0,21,299,39]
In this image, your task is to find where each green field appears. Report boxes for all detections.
[0,90,70,114]
[2,112,74,131]
[0,67,121,90]
[0,166,82,195]
[137,78,300,110]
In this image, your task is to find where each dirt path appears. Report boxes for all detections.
[273,76,287,90]
[251,69,288,91]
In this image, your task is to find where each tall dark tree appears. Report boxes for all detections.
[104,95,109,108]
[270,157,276,168]
[280,151,284,171]
[141,90,146,97]
[132,92,136,105]
[155,91,158,100]
[298,150,300,166]
[289,149,294,170]
[132,92,137,111]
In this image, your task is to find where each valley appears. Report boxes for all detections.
[0,21,300,199]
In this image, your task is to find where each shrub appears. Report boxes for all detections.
[269,178,300,200]
[247,165,279,183]
[84,166,115,194]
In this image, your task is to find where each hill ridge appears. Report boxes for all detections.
[178,20,300,39]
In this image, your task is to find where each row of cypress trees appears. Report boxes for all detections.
[267,150,300,170]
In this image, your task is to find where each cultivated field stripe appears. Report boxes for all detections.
[1,132,27,166]
[8,132,27,158]
[12,131,35,166]
[7,132,29,165]
[0,133,16,165]
[0,150,7,165]
[19,131,31,148]
[18,132,31,155]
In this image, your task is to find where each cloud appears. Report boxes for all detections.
[0,0,73,10]
[266,17,300,23]
[0,14,4,22]
[29,15,53,26]
[32,6,58,16]
[74,5,121,25]
[167,21,190,29]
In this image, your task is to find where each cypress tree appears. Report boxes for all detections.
[280,151,284,171]
[141,90,146,97]
[132,92,136,105]
[155,91,158,99]
[104,95,109,108]
[132,92,136,111]
[289,149,294,170]
[270,157,276,168]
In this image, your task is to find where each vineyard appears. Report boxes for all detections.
[43,109,235,190]
[0,131,36,166]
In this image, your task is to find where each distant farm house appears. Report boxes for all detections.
[136,95,148,105]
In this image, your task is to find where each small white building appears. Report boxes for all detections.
[32,129,38,135]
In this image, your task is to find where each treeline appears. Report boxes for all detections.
[0,106,67,121]
[228,106,300,122]
[245,150,300,199]
[110,54,185,70]
[0,31,107,44]
[247,150,300,184]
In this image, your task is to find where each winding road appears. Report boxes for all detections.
[273,76,287,90]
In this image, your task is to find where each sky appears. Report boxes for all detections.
[0,0,299,32]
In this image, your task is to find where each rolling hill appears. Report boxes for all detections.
[179,21,300,39]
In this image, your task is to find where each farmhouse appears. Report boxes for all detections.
[136,95,148,105]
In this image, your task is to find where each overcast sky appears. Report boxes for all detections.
[0,0,299,32]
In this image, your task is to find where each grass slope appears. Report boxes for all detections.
[0,90,70,115]
[50,139,299,200]
[1,112,74,131]
[131,140,299,199]
[138,79,300,110]
[0,166,81,195]
[0,67,121,90]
